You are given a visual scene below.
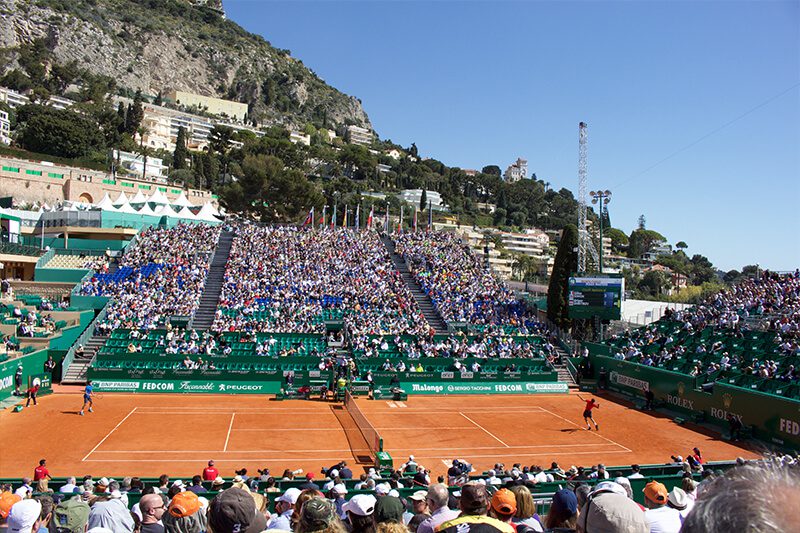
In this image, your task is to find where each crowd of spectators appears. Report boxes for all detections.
[1,454,797,533]
[351,333,558,362]
[605,271,800,383]
[213,225,429,336]
[79,223,221,332]
[393,232,535,327]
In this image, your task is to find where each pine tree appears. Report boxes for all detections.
[547,224,579,328]
[126,89,144,134]
[173,127,188,170]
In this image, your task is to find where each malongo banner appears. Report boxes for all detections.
[92,379,283,394]
[401,381,568,395]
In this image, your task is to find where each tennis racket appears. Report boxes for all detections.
[93,391,104,400]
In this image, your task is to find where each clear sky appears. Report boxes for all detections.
[225,0,800,272]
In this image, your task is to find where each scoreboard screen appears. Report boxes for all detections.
[568,276,624,320]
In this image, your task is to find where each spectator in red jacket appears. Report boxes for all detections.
[203,460,219,481]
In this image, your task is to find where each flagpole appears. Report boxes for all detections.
[399,206,403,233]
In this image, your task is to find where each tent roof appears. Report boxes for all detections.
[112,192,129,206]
[129,190,148,204]
[196,202,221,221]
[96,193,117,211]
[176,205,197,220]
[154,203,179,217]
[115,201,139,214]
[171,191,194,208]
[148,189,170,205]
[137,203,157,216]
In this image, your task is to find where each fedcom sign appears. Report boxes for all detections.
[780,418,800,436]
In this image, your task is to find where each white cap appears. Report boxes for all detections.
[277,487,301,504]
[388,489,400,498]
[329,469,339,479]
[333,483,348,495]
[343,494,377,516]
[172,480,184,488]
[409,455,415,461]
[8,499,41,533]
[375,483,391,495]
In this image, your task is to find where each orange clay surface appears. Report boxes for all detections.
[0,388,759,479]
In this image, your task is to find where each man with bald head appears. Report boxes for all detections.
[417,484,459,533]
[139,493,167,533]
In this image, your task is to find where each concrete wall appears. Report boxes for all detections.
[0,156,217,206]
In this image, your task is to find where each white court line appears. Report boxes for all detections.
[82,407,138,462]
[231,426,477,431]
[84,449,632,464]
[460,412,510,448]
[88,443,619,454]
[223,413,235,452]
[537,407,632,453]
[132,406,548,412]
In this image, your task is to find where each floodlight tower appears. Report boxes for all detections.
[577,122,589,274]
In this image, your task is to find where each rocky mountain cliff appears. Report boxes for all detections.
[0,0,372,131]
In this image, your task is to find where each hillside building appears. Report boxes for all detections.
[504,158,528,182]
[399,189,448,212]
[346,125,373,146]
[0,110,10,145]
[166,90,248,121]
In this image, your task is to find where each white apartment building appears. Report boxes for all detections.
[289,131,311,146]
[0,110,10,145]
[0,86,74,110]
[139,103,214,152]
[400,189,448,212]
[112,149,168,180]
[346,125,373,146]
[504,158,528,182]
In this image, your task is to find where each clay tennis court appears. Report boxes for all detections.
[0,388,759,479]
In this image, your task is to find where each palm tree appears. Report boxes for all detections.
[135,125,151,180]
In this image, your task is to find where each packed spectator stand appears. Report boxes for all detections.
[601,271,800,399]
[1,454,796,533]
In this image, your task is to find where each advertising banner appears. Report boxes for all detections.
[400,381,568,395]
[92,379,282,394]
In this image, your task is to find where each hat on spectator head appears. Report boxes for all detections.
[8,499,41,533]
[551,489,578,517]
[343,494,377,517]
[208,488,267,533]
[172,480,184,489]
[408,490,427,502]
[300,497,336,530]
[375,495,404,523]
[276,487,301,505]
[490,488,517,516]
[329,469,339,479]
[212,476,225,487]
[459,483,489,515]
[667,487,689,511]
[643,481,668,504]
[52,497,90,533]
[169,491,201,518]
[579,491,648,533]
[0,492,21,519]
[375,483,391,496]
[333,484,348,495]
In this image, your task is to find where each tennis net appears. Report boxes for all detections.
[344,391,383,459]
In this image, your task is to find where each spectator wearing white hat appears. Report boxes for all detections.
[267,487,300,530]
[666,487,693,520]
[342,494,377,533]
[405,490,430,525]
[401,456,419,474]
[8,498,42,533]
[331,484,348,520]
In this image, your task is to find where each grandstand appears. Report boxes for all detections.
[0,218,796,532]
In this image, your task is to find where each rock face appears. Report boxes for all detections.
[0,0,372,131]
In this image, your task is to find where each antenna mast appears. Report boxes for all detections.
[577,122,588,273]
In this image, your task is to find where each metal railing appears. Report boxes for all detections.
[61,301,109,379]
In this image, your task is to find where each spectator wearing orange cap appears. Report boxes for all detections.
[163,490,207,533]
[490,489,531,532]
[0,491,22,529]
[436,483,514,533]
[643,481,681,533]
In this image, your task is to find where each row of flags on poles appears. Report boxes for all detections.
[302,201,433,232]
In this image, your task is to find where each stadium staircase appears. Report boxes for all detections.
[61,333,107,385]
[381,236,448,334]
[189,229,234,331]
[552,345,578,389]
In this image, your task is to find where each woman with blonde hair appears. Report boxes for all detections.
[509,485,544,532]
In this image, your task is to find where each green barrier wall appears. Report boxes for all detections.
[592,355,800,449]
[48,311,94,351]
[35,268,91,283]
[0,349,51,401]
[400,381,568,394]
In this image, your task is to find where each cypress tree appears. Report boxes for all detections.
[547,224,579,329]
[419,188,427,212]
[173,126,188,170]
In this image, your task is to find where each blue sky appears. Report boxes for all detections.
[226,0,799,272]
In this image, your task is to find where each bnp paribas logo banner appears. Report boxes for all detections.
[609,371,650,392]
